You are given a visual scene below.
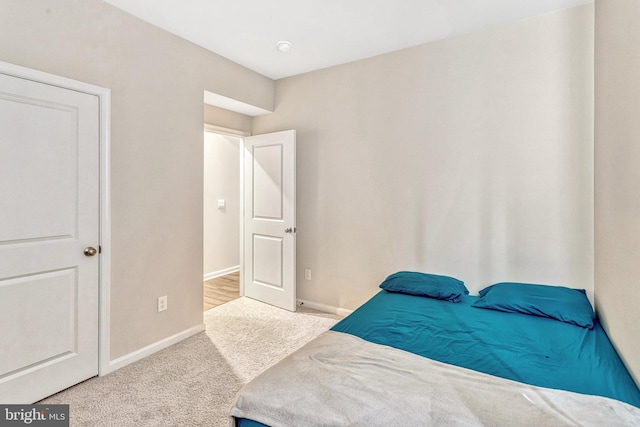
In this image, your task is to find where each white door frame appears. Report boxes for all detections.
[0,61,112,377]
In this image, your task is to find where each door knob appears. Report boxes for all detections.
[84,247,97,257]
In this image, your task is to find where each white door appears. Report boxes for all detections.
[0,72,100,403]
[243,130,296,311]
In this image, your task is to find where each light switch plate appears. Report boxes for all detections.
[158,295,168,312]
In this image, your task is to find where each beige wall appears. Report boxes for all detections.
[0,0,274,359]
[594,0,640,383]
[203,132,241,276]
[253,5,594,310]
[1,0,607,371]
[204,104,253,134]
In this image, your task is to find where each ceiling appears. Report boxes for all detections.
[104,0,592,80]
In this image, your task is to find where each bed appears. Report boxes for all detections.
[230,272,640,426]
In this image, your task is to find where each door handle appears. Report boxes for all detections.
[84,247,98,257]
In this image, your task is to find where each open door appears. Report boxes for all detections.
[243,130,296,311]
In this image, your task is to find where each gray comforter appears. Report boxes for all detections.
[230,331,640,426]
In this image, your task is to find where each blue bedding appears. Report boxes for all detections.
[332,290,640,408]
[236,289,640,427]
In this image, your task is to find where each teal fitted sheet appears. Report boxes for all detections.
[331,290,640,408]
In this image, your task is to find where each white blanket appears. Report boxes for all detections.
[230,331,640,426]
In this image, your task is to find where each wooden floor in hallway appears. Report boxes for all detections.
[203,271,240,311]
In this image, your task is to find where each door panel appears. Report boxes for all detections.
[0,72,100,403]
[0,268,78,375]
[0,98,78,242]
[252,144,283,219]
[244,130,296,311]
[253,234,283,288]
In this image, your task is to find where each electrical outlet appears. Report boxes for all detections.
[304,268,312,281]
[158,295,168,312]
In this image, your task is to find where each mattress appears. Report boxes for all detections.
[233,290,640,426]
[333,290,640,407]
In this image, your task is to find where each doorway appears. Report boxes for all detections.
[202,124,297,312]
[203,128,243,311]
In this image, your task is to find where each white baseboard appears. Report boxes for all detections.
[203,265,240,282]
[296,298,353,318]
[108,323,206,373]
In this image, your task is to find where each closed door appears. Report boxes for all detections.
[243,130,296,311]
[0,72,100,403]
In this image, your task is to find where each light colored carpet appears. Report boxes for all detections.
[41,297,337,426]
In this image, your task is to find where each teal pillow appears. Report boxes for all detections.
[472,282,595,329]
[379,271,468,303]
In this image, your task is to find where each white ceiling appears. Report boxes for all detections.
[104,0,592,80]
